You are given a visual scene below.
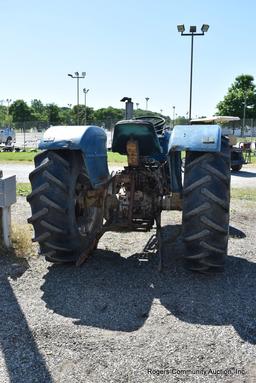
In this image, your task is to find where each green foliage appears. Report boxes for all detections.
[0,151,37,162]
[9,100,32,122]
[59,107,74,125]
[31,99,48,123]
[31,99,45,114]
[107,151,127,164]
[94,107,124,129]
[0,106,6,123]
[175,116,189,125]
[16,183,31,196]
[71,105,92,124]
[0,150,127,164]
[46,103,61,125]
[0,105,11,126]
[217,74,256,118]
[1,98,172,130]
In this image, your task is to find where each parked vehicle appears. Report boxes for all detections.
[190,116,245,171]
[0,127,16,145]
[27,100,231,274]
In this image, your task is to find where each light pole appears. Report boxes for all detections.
[145,97,150,110]
[177,24,209,120]
[136,102,139,110]
[242,92,254,137]
[172,105,176,128]
[68,71,86,124]
[83,88,89,126]
[6,99,12,108]
[242,93,247,137]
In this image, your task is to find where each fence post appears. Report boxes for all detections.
[0,173,16,248]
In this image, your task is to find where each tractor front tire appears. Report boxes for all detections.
[27,150,103,263]
[182,138,231,273]
[231,164,242,172]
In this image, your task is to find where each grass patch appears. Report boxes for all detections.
[11,224,35,258]
[0,224,35,260]
[231,188,256,201]
[0,151,37,162]
[247,155,256,165]
[107,151,127,164]
[0,150,127,164]
[17,183,31,196]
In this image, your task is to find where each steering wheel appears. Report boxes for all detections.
[134,116,166,133]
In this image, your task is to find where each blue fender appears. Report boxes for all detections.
[168,124,222,153]
[39,125,109,188]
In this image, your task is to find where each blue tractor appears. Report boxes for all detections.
[27,98,230,273]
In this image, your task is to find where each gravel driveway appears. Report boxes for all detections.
[0,195,256,382]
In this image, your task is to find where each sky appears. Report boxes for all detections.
[1,0,256,118]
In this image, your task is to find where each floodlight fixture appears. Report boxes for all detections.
[201,24,209,33]
[189,25,197,33]
[81,71,86,77]
[177,24,185,33]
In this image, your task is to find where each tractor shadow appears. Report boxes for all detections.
[0,254,53,383]
[231,170,256,177]
[42,224,256,344]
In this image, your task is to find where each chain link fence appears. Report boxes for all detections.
[2,117,256,150]
[221,119,256,137]
[4,120,117,149]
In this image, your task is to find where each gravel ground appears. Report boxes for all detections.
[0,195,255,383]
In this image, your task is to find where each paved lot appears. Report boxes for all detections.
[1,162,256,187]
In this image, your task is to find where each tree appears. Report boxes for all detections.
[31,99,48,123]
[46,103,61,125]
[94,107,124,129]
[175,116,188,125]
[216,74,256,119]
[9,100,32,122]
[70,105,95,125]
[0,105,11,126]
[59,107,73,125]
[31,99,45,115]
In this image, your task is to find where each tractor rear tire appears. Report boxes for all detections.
[182,137,231,273]
[27,150,103,263]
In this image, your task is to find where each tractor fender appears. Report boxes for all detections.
[39,125,109,188]
[168,124,222,152]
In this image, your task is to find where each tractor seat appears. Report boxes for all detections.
[112,119,162,156]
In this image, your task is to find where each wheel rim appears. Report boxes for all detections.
[74,173,100,237]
